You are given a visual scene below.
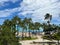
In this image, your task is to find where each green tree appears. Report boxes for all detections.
[53,32,60,45]
[11,16,21,36]
[0,19,20,45]
[29,22,35,37]
[23,18,28,37]
[44,13,52,35]
[23,18,32,38]
[20,20,25,40]
[44,13,52,24]
[28,18,32,38]
[34,22,41,35]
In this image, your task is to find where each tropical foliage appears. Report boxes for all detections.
[0,13,60,45]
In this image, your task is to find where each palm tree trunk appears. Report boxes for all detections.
[22,28,24,40]
[58,40,59,45]
[25,29,27,37]
[25,30,26,37]
[29,30,31,38]
[22,31,23,40]
[36,30,37,35]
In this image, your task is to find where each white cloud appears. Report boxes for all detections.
[23,0,35,5]
[0,0,18,3]
[10,0,19,3]
[0,0,60,25]
[20,0,60,24]
[0,8,19,17]
[0,0,19,6]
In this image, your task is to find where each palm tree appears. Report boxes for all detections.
[20,21,25,40]
[29,22,35,37]
[2,19,12,30]
[44,13,52,24]
[23,18,28,37]
[28,18,32,38]
[53,32,60,45]
[11,16,21,36]
[55,26,60,45]
[34,22,41,35]
[23,18,32,38]
[44,13,52,34]
[0,18,20,45]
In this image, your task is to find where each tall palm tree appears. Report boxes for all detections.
[23,18,32,38]
[44,13,52,34]
[20,20,25,40]
[28,18,32,38]
[23,18,28,37]
[29,22,35,37]
[34,22,41,35]
[11,16,21,37]
[44,13,52,24]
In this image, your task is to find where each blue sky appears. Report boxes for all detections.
[0,0,60,25]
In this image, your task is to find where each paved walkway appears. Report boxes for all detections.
[19,35,53,45]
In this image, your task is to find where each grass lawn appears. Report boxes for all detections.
[20,37,37,40]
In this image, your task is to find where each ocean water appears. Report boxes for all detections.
[17,26,43,32]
